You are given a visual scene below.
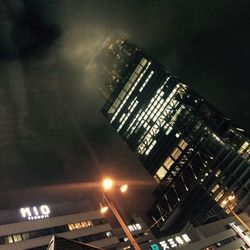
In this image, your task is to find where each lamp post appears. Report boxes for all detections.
[100,178,141,250]
[221,194,250,233]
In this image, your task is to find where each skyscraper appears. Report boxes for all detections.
[98,35,250,235]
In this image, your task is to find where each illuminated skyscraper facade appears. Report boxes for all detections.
[100,36,250,235]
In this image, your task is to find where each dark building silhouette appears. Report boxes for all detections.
[99,35,250,235]
[47,236,103,250]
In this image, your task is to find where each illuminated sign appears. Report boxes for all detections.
[230,222,250,247]
[150,234,191,249]
[128,223,142,232]
[20,205,50,221]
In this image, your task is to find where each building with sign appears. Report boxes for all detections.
[0,201,118,250]
[140,213,250,250]
[99,35,250,235]
[112,214,155,249]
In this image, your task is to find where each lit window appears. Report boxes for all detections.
[238,141,250,161]
[212,133,223,144]
[7,236,13,244]
[215,169,221,177]
[163,157,174,170]
[214,190,225,202]
[238,141,249,154]
[68,221,93,231]
[179,139,188,150]
[171,148,182,160]
[112,98,121,110]
[211,184,220,193]
[145,139,157,155]
[165,126,173,135]
[154,175,161,183]
[75,223,81,229]
[141,58,147,66]
[13,234,22,243]
[68,224,75,231]
[156,166,167,180]
[106,231,112,237]
[123,246,131,250]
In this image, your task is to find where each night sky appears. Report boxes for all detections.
[0,0,249,220]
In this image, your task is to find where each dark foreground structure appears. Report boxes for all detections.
[97,35,250,235]
[47,236,103,250]
[140,213,250,250]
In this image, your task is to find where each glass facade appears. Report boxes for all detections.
[101,37,250,235]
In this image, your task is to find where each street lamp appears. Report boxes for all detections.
[103,178,113,191]
[100,178,141,250]
[221,194,250,233]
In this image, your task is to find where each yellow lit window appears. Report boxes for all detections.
[179,139,188,150]
[211,184,219,193]
[13,235,22,243]
[68,221,93,231]
[215,169,221,177]
[163,157,174,170]
[68,224,75,231]
[7,236,13,244]
[238,141,249,154]
[171,147,182,160]
[155,166,167,180]
[153,175,161,183]
[214,190,224,202]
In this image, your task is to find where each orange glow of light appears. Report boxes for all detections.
[100,206,109,213]
[103,179,113,190]
[221,200,228,206]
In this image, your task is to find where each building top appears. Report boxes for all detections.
[100,36,250,235]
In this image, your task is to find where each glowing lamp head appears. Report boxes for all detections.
[120,184,128,193]
[103,178,113,191]
[100,206,109,214]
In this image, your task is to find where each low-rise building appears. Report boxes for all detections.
[0,201,119,250]
[141,213,250,250]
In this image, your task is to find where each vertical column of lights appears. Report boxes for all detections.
[110,59,151,124]
[106,58,148,115]
[117,97,139,132]
[116,68,154,133]
[124,77,169,138]
[137,83,186,156]
[116,69,155,132]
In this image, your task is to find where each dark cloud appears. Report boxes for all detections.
[0,0,60,60]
